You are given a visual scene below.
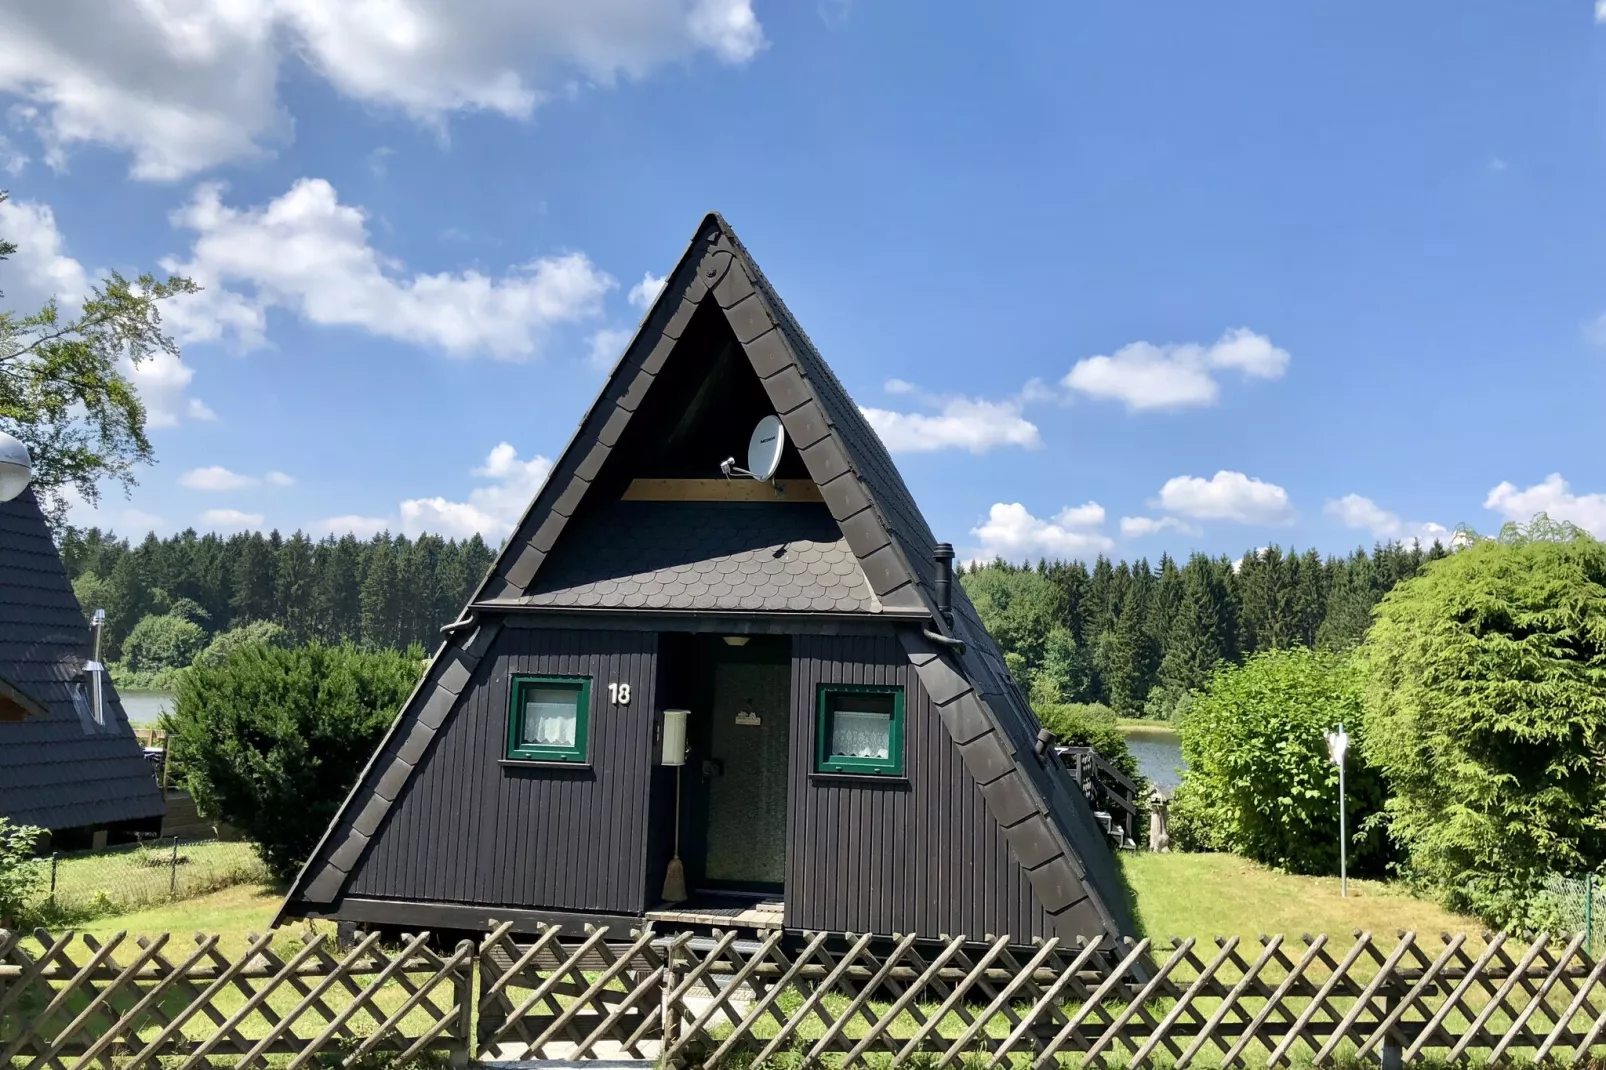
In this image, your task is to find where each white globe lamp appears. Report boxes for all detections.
[0,431,32,503]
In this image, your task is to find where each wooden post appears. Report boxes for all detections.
[168,837,179,899]
[452,939,474,1068]
[1381,986,1402,1070]
[660,936,681,1067]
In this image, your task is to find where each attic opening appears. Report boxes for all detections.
[597,300,809,494]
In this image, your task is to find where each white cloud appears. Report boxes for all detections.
[1120,515,1200,538]
[1156,470,1295,524]
[862,397,1042,454]
[126,351,217,427]
[399,442,553,539]
[61,485,166,536]
[587,327,633,370]
[312,514,392,538]
[266,470,295,486]
[0,193,89,309]
[1485,473,1606,538]
[627,271,666,309]
[0,1,765,181]
[200,508,264,529]
[163,178,616,358]
[1597,0,1606,24]
[1062,328,1290,411]
[883,378,917,395]
[181,465,255,491]
[0,135,26,175]
[1,193,215,426]
[1325,493,1451,548]
[971,502,1114,561]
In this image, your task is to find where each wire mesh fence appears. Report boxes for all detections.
[25,836,269,920]
[1544,874,1604,955]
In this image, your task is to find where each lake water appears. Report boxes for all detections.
[120,690,176,726]
[1120,727,1186,792]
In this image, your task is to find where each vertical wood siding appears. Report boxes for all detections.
[348,628,657,914]
[786,632,1049,940]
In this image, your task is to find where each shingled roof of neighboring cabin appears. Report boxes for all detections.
[279,214,1134,941]
[0,489,165,832]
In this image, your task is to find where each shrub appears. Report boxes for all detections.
[0,818,44,925]
[1175,647,1390,875]
[1358,516,1606,928]
[121,612,208,672]
[162,642,423,882]
[193,620,288,669]
[1035,701,1142,786]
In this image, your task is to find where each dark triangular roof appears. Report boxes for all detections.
[0,488,165,831]
[278,214,1132,940]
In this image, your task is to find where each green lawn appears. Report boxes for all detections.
[1120,851,1476,939]
[31,838,270,921]
[1115,718,1181,741]
[71,883,292,948]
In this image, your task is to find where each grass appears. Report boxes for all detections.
[1119,851,1477,939]
[1115,717,1181,740]
[69,883,296,950]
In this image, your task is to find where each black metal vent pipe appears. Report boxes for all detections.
[932,543,955,626]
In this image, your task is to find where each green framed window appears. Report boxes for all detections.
[815,684,904,776]
[507,675,591,763]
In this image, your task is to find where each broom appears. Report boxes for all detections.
[662,763,688,902]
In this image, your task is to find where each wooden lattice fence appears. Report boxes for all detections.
[11,922,1606,1067]
[479,924,1606,1067]
[0,927,473,1069]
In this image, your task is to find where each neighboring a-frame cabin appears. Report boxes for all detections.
[0,487,165,848]
[278,214,1134,945]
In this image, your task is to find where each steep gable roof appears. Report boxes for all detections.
[0,489,165,831]
[278,213,1131,940]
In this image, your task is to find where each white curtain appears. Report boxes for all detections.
[831,708,891,759]
[524,688,578,747]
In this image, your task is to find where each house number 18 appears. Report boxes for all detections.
[608,682,631,706]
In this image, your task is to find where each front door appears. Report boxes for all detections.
[699,641,790,891]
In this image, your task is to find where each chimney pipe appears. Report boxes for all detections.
[933,543,955,627]
[87,608,106,728]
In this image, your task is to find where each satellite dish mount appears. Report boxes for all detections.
[720,415,786,483]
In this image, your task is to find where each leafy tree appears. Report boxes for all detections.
[0,191,198,527]
[120,612,208,672]
[1173,647,1390,875]
[163,642,423,881]
[960,565,1065,687]
[0,817,44,926]
[1359,516,1606,927]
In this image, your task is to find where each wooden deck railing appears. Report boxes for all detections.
[9,922,1606,1067]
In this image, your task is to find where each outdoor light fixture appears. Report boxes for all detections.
[722,636,750,647]
[1326,723,1350,898]
[0,430,32,503]
[661,709,689,767]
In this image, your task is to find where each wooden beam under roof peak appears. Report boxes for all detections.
[620,478,824,503]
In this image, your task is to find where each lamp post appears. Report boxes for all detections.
[1326,723,1349,898]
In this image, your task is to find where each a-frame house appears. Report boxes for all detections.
[1,488,165,847]
[278,214,1134,944]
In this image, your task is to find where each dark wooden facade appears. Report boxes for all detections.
[280,212,1132,944]
[333,622,1060,938]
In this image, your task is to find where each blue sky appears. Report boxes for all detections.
[3,1,1604,564]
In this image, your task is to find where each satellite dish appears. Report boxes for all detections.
[0,430,32,503]
[719,415,787,483]
[747,415,785,482]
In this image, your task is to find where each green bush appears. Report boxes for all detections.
[121,612,208,672]
[162,642,423,882]
[0,818,44,925]
[1175,647,1390,875]
[1358,516,1606,929]
[193,620,288,668]
[1035,701,1142,786]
